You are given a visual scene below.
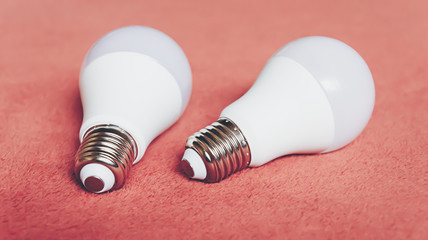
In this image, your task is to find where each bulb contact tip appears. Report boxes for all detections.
[181,160,194,178]
[181,148,207,180]
[84,176,105,193]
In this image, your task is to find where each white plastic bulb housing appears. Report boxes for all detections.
[75,26,192,193]
[182,36,374,182]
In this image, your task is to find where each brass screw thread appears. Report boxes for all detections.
[185,117,251,182]
[74,124,137,190]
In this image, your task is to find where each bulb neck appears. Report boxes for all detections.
[74,124,137,192]
[184,118,251,182]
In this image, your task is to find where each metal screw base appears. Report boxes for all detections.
[74,124,137,191]
[185,117,251,182]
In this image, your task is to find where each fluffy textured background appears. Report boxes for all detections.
[0,0,427,239]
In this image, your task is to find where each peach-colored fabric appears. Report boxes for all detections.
[1,0,427,239]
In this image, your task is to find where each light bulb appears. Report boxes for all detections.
[74,26,192,193]
[181,36,374,182]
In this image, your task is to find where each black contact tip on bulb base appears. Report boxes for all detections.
[84,176,105,193]
[181,160,195,178]
[74,124,137,193]
[184,118,251,182]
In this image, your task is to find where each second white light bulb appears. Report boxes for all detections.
[182,36,375,182]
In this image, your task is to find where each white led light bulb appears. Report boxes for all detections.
[75,26,192,193]
[181,36,374,182]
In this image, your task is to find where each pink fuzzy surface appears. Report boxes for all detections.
[1,0,427,239]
